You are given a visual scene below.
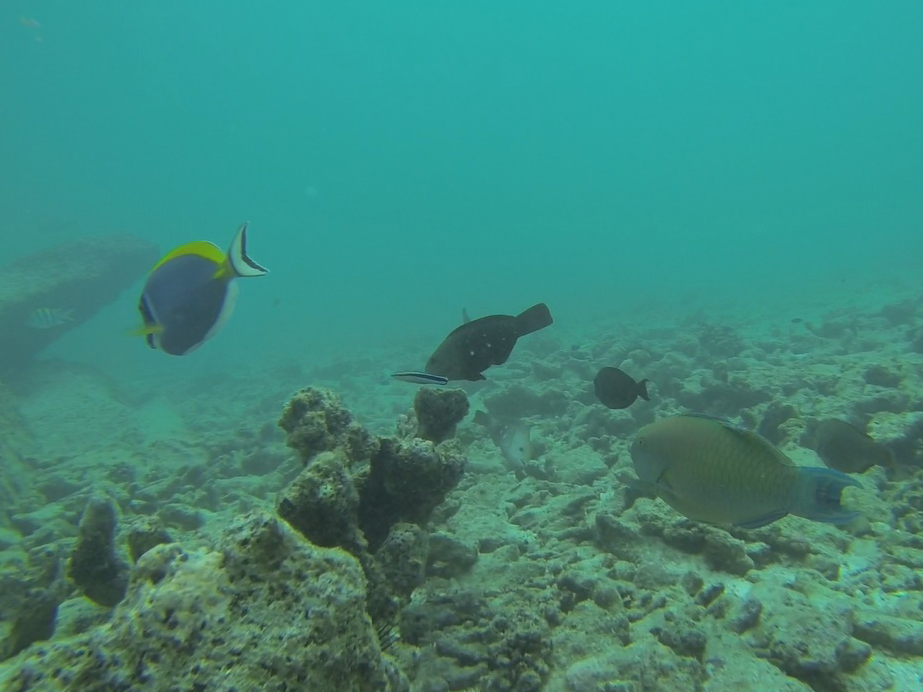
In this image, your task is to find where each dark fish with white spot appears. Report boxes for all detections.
[594,367,650,409]
[135,223,268,356]
[812,419,894,474]
[631,414,860,528]
[425,302,553,381]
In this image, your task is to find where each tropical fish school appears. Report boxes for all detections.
[136,223,871,531]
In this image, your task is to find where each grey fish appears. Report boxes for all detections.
[813,419,894,474]
[631,414,860,528]
[425,302,553,381]
[27,307,74,329]
[473,410,533,473]
[136,223,268,356]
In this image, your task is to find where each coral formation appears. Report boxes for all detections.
[413,387,470,443]
[1,512,406,691]
[276,386,469,630]
[66,497,129,608]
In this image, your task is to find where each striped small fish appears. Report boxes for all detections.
[27,307,75,329]
[391,371,449,386]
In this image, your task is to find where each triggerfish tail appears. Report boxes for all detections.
[513,302,553,337]
[391,371,449,386]
[792,466,862,524]
[226,222,269,278]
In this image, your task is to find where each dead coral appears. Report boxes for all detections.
[413,387,470,443]
[66,496,129,608]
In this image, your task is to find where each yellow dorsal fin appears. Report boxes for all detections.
[150,241,225,273]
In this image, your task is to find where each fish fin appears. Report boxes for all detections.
[514,302,553,336]
[152,241,225,274]
[735,510,788,529]
[127,324,163,337]
[472,410,492,427]
[792,466,861,524]
[462,307,471,324]
[225,222,269,278]
[637,378,651,401]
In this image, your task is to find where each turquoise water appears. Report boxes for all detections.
[2,3,923,690]
[3,1,921,373]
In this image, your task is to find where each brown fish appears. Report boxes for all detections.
[812,419,894,473]
[594,367,650,409]
[425,303,553,381]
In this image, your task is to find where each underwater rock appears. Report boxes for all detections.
[0,234,159,371]
[125,517,173,563]
[0,382,40,531]
[375,523,429,598]
[66,496,129,608]
[750,589,869,683]
[278,386,378,465]
[276,387,468,633]
[359,438,467,549]
[0,544,65,662]
[757,402,799,445]
[413,387,469,443]
[277,450,364,553]
[425,533,477,579]
[1,512,405,692]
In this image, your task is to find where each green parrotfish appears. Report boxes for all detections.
[630,414,860,529]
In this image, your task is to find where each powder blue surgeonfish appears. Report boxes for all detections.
[137,223,268,355]
[630,414,860,529]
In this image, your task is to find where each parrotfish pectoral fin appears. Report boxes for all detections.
[226,222,269,278]
[735,510,788,529]
[792,466,862,524]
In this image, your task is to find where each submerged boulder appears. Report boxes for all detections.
[0,235,158,371]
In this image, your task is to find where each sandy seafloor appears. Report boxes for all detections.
[3,282,923,692]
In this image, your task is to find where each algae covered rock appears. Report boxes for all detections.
[278,386,378,464]
[66,496,129,608]
[413,387,469,443]
[2,512,404,692]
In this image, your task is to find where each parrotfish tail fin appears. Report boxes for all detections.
[226,222,269,278]
[637,378,651,401]
[462,307,471,324]
[792,466,861,524]
[514,302,553,336]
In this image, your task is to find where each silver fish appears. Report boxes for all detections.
[27,307,74,329]
[473,410,533,473]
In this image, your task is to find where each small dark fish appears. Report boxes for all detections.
[594,367,650,409]
[391,371,448,386]
[425,302,553,381]
[813,419,894,474]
